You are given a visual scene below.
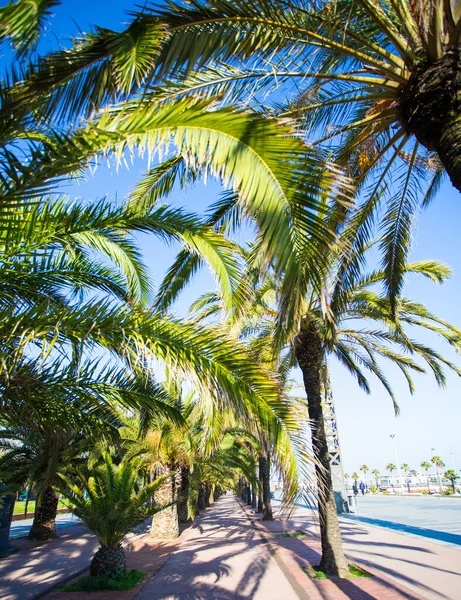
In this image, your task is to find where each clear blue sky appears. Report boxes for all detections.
[6,0,461,477]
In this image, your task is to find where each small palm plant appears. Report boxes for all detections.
[420,461,431,492]
[58,453,169,578]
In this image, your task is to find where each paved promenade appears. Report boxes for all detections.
[282,503,461,600]
[136,494,299,600]
[1,493,459,599]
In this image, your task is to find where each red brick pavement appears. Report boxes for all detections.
[45,528,196,600]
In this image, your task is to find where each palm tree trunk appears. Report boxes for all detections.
[257,465,263,512]
[251,485,257,508]
[28,486,59,541]
[150,469,179,539]
[259,455,273,521]
[294,323,349,577]
[197,482,207,511]
[90,544,126,577]
[178,466,191,523]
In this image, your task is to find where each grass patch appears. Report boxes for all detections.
[60,569,147,592]
[271,531,307,538]
[348,564,373,578]
[13,500,68,515]
[306,564,373,580]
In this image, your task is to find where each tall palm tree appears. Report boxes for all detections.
[141,0,461,306]
[164,207,461,577]
[360,464,369,486]
[444,470,459,494]
[420,461,432,492]
[431,456,446,492]
[372,469,380,490]
[386,463,397,491]
[401,463,411,492]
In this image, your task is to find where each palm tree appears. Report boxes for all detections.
[0,360,172,541]
[431,456,446,492]
[401,463,411,492]
[372,469,380,491]
[143,0,461,307]
[386,464,397,491]
[352,473,359,483]
[57,453,169,577]
[360,465,369,486]
[188,278,308,524]
[174,224,461,576]
[444,470,459,494]
[420,461,432,492]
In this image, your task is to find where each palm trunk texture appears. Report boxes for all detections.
[400,48,461,192]
[28,485,59,541]
[294,322,349,577]
[90,544,126,577]
[259,455,273,521]
[178,467,191,523]
[150,469,179,540]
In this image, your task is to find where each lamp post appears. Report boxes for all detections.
[449,451,456,470]
[390,434,404,494]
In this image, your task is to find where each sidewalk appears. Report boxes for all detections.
[275,502,461,600]
[0,520,167,600]
[2,494,457,599]
[0,523,99,600]
[135,494,300,600]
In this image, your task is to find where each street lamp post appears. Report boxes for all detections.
[390,434,405,494]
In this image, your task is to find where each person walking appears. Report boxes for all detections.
[353,481,359,496]
[359,481,366,496]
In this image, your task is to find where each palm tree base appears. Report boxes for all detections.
[90,545,126,578]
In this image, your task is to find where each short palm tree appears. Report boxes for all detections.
[431,456,446,492]
[444,470,459,494]
[352,472,359,482]
[58,453,169,577]
[420,461,431,491]
[386,464,397,491]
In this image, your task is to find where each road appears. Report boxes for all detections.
[346,494,461,545]
[9,513,80,539]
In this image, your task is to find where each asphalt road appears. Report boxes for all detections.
[349,494,461,539]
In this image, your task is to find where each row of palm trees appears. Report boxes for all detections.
[1,0,461,580]
[346,456,459,493]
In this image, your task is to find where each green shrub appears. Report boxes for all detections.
[60,569,146,592]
